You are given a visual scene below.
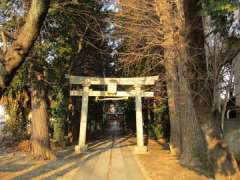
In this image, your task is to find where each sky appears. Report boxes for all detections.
[100,0,122,13]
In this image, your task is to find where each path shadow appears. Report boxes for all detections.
[0,156,28,172]
[9,132,136,180]
[0,163,34,172]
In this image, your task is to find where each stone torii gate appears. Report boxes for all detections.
[69,76,159,153]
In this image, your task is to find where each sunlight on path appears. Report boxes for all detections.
[136,140,209,180]
[56,133,145,180]
[0,133,211,180]
[0,133,145,180]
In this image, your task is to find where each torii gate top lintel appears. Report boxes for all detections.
[69,76,159,97]
[69,75,159,86]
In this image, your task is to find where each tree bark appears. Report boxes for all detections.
[182,0,240,178]
[177,63,207,166]
[155,0,206,166]
[31,68,55,160]
[0,0,50,94]
[154,0,182,156]
[165,51,182,156]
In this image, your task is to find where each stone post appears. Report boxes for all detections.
[134,85,147,153]
[75,83,90,153]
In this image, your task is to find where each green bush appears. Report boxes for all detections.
[148,99,170,141]
[50,87,68,144]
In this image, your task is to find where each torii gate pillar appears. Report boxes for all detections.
[75,84,90,153]
[134,85,147,153]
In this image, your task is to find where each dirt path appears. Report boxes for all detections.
[136,140,209,180]
[0,133,145,180]
[0,133,210,180]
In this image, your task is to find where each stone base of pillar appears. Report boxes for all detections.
[75,145,88,154]
[134,145,148,154]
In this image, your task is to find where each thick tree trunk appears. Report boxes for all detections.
[0,0,50,94]
[155,0,182,156]
[31,70,55,160]
[156,0,206,166]
[177,63,207,166]
[182,0,240,178]
[165,53,182,156]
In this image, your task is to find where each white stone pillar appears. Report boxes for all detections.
[75,83,90,153]
[134,85,147,153]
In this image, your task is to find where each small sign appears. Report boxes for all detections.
[108,80,117,94]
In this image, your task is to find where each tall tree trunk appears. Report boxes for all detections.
[31,67,55,160]
[182,0,240,178]
[155,0,182,156]
[155,0,207,166]
[165,52,182,156]
[177,63,207,166]
[0,0,50,94]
